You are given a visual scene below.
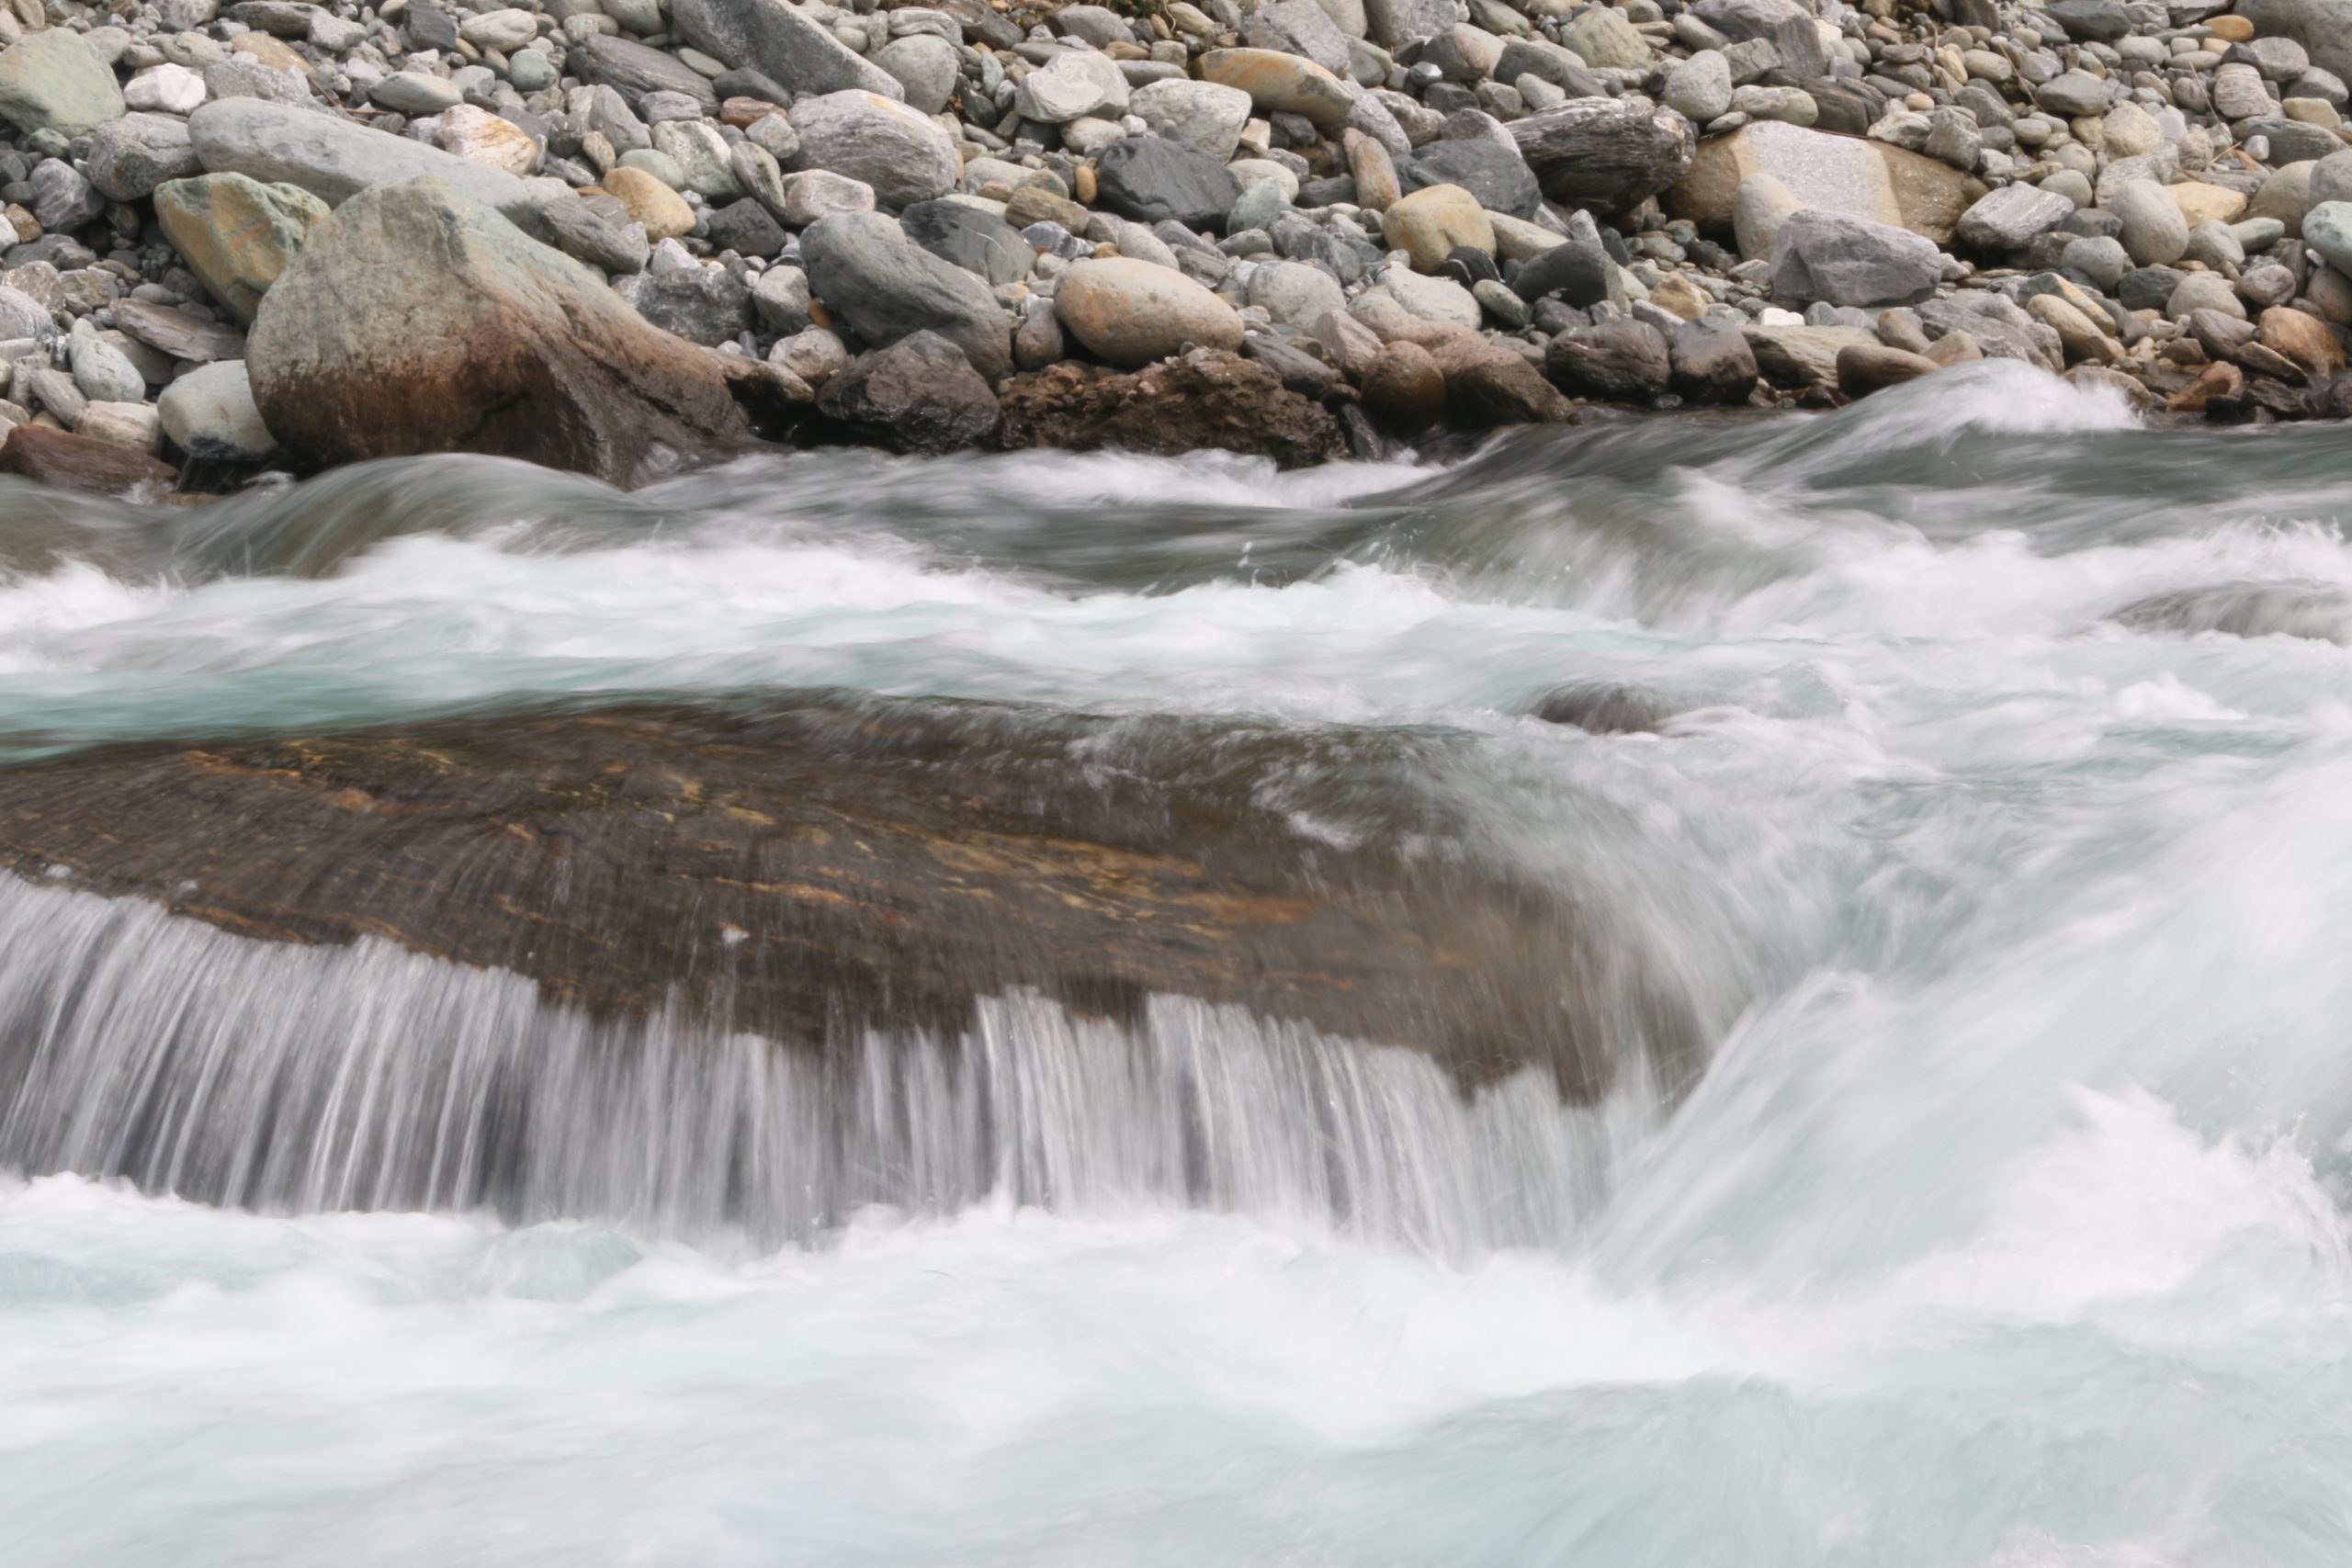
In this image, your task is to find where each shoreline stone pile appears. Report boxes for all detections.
[0,0,2348,490]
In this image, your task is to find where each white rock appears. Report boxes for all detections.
[1129,78,1254,160]
[124,62,206,115]
[1015,47,1130,124]
[158,359,275,460]
[1382,265,1480,327]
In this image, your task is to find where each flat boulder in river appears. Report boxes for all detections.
[247,175,750,485]
[0,696,1676,1097]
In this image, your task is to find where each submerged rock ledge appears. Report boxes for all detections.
[0,695,1687,1096]
[2,0,2351,491]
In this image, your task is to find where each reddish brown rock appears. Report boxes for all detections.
[2258,306,2345,378]
[1428,337,1576,428]
[1360,341,1448,433]
[1836,342,1940,397]
[0,424,177,495]
[997,347,1346,467]
[2166,359,2244,413]
[248,175,752,487]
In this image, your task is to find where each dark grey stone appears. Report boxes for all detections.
[1402,139,1540,219]
[1770,209,1943,309]
[1669,321,1758,404]
[706,198,788,258]
[900,197,1035,284]
[569,33,720,113]
[615,264,755,345]
[671,0,903,100]
[2044,0,2131,40]
[405,2,459,51]
[818,329,1001,454]
[2119,265,2188,311]
[800,210,1012,378]
[1545,320,1672,400]
[1094,135,1242,231]
[1511,236,1619,308]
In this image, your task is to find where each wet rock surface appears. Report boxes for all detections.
[0,694,1656,1094]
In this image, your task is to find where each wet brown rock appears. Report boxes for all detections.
[997,347,1346,467]
[1429,338,1575,428]
[0,696,1670,1094]
[2258,306,2345,378]
[1836,342,1940,397]
[816,330,1001,454]
[0,424,177,496]
[248,175,751,486]
[1360,341,1448,433]
[1546,320,1672,401]
[1532,683,1668,733]
[2166,359,2243,412]
[1668,321,1760,404]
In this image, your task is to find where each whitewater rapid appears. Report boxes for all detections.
[5,364,2352,1564]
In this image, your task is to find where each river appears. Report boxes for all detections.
[3,361,2349,1565]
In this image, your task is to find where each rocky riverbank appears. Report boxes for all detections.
[0,0,2346,492]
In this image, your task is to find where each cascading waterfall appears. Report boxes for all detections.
[6,365,2352,1567]
[0,874,1656,1251]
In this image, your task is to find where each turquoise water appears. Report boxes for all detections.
[4,363,2352,1564]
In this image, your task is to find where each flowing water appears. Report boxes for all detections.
[5,361,2352,1564]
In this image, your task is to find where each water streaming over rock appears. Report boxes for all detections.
[5,364,2352,1565]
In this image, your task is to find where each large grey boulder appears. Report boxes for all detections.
[1663,51,1734,123]
[817,330,1001,454]
[901,198,1035,285]
[2237,0,2352,79]
[1094,135,1243,229]
[84,113,205,202]
[672,0,903,99]
[1769,209,1943,309]
[2303,201,2352,276]
[1510,98,1694,210]
[2036,71,2114,117]
[1690,0,1827,79]
[787,91,959,210]
[1363,0,1452,46]
[2111,178,2189,266]
[1248,0,1352,73]
[613,265,755,345]
[1131,79,1255,161]
[1402,140,1540,219]
[873,34,958,115]
[0,30,127,138]
[1545,321,1672,400]
[247,176,748,483]
[1954,184,2075,253]
[568,33,720,113]
[800,211,1012,378]
[188,98,548,226]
